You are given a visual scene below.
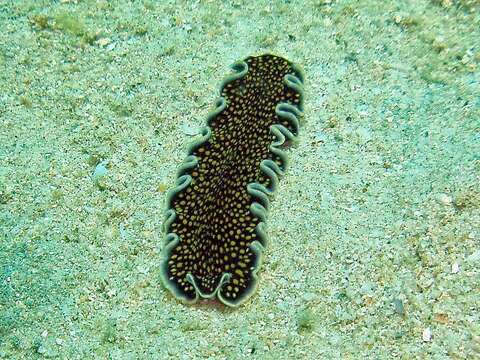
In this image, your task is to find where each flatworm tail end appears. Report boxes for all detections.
[160,54,305,307]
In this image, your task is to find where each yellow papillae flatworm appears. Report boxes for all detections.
[160,54,305,307]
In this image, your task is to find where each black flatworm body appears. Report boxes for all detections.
[160,54,304,306]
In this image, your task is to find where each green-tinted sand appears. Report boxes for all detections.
[1,0,479,358]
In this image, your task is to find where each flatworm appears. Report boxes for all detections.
[160,54,304,307]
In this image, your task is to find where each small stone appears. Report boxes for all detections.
[302,292,316,301]
[467,250,480,263]
[41,330,48,338]
[422,327,432,342]
[451,262,460,274]
[180,122,200,136]
[92,160,108,187]
[434,313,449,324]
[435,193,453,206]
[157,183,167,193]
[314,130,327,142]
[393,298,405,316]
[96,37,111,47]
[106,43,116,51]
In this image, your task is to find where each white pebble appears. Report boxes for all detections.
[92,160,108,184]
[422,327,432,342]
[435,193,453,206]
[451,262,460,274]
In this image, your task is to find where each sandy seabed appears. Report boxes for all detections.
[1,0,479,358]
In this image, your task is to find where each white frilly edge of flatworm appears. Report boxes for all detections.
[160,56,305,307]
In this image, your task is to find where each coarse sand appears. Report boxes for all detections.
[1,0,479,358]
